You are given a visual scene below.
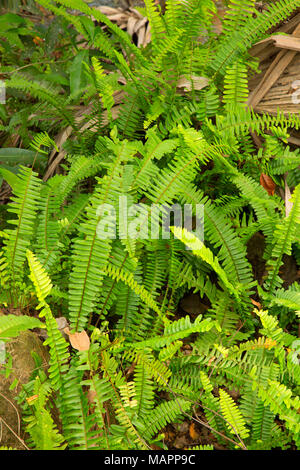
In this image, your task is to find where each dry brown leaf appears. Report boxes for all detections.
[144,25,152,45]
[109,13,128,22]
[76,5,150,48]
[251,298,262,309]
[127,16,138,36]
[43,124,74,181]
[97,5,148,42]
[43,149,66,181]
[284,173,293,217]
[189,422,199,440]
[260,173,276,196]
[44,102,99,180]
[33,36,43,45]
[177,75,209,92]
[56,316,68,330]
[64,328,90,351]
[98,6,118,15]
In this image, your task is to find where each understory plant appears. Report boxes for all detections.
[0,0,300,450]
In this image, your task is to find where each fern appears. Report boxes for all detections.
[223,63,249,107]
[27,250,70,390]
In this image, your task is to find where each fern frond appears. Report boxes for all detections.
[264,184,300,294]
[0,314,45,341]
[131,314,216,351]
[212,0,300,75]
[143,398,191,440]
[68,141,138,331]
[172,226,239,300]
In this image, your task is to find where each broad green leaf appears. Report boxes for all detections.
[69,50,88,95]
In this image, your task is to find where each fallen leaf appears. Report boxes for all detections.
[260,173,276,196]
[208,356,216,366]
[64,328,90,351]
[98,6,118,15]
[133,17,148,34]
[26,395,38,404]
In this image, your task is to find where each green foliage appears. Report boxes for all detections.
[0,314,45,341]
